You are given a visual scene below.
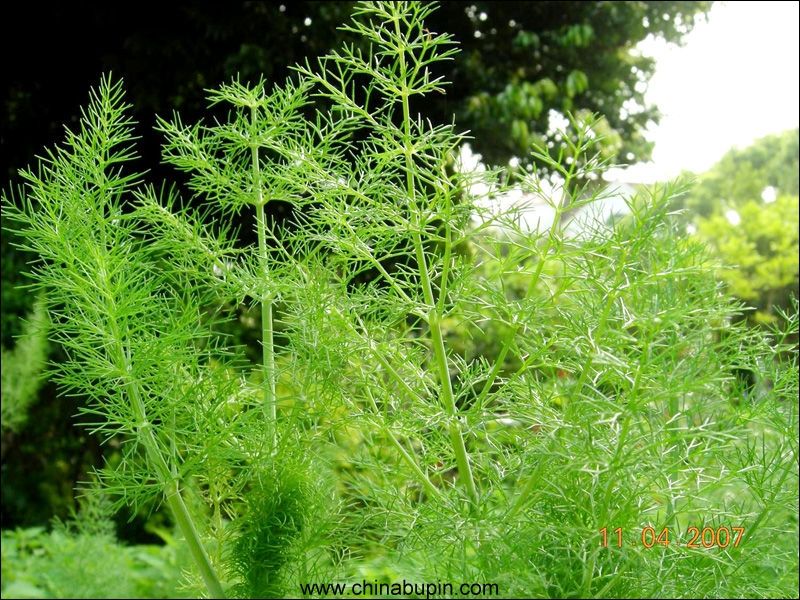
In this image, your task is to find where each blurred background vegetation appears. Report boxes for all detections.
[1,1,797,596]
[680,128,799,325]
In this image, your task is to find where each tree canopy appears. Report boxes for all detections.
[2,1,712,181]
[683,129,800,323]
[683,128,799,218]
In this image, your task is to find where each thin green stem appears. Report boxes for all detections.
[252,105,277,446]
[507,460,546,519]
[166,481,226,599]
[102,278,223,598]
[523,168,572,300]
[507,146,588,513]
[348,311,431,404]
[365,388,444,502]
[572,246,628,399]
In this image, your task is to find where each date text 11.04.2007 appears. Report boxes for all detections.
[599,526,744,549]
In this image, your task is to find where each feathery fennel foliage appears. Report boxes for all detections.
[2,2,797,598]
[1,294,50,432]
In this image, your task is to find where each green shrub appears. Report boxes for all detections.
[1,295,49,432]
[1,498,189,599]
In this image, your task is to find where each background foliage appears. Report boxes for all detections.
[2,2,711,180]
[679,129,800,323]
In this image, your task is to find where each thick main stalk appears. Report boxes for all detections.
[395,20,478,504]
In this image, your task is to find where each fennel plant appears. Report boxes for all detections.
[3,2,797,598]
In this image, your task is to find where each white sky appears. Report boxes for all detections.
[607,0,800,183]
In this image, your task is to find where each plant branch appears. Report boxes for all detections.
[395,14,477,504]
[252,105,277,448]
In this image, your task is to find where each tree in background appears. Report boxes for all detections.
[682,129,800,323]
[444,1,712,172]
[682,128,799,218]
[2,2,711,181]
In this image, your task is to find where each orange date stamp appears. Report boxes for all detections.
[600,526,745,549]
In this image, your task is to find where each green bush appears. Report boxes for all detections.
[1,498,190,599]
